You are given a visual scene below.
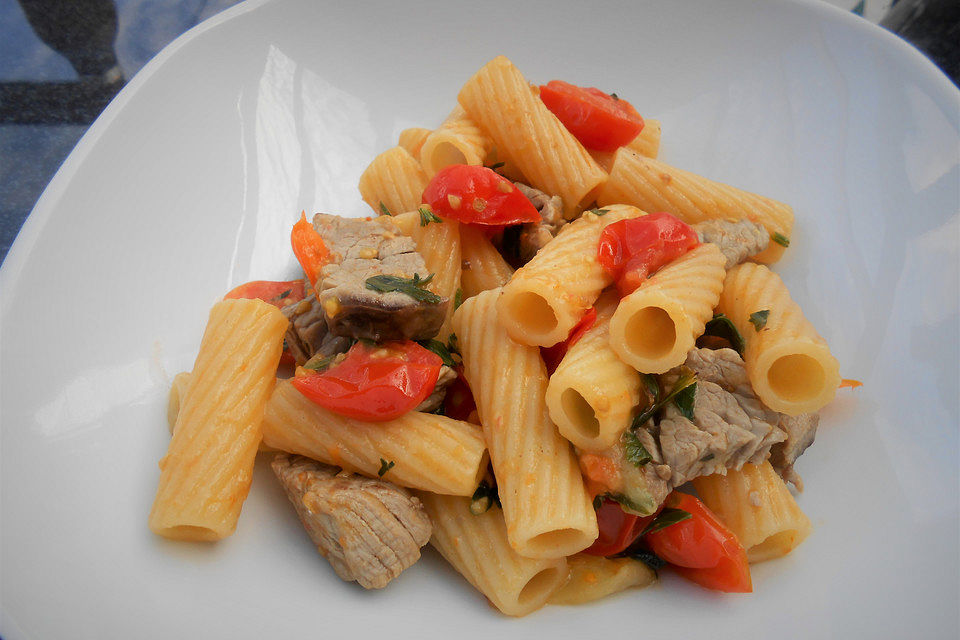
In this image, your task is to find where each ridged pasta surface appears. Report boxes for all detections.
[149,299,287,541]
[498,204,645,346]
[717,262,840,415]
[420,493,567,616]
[454,289,598,558]
[420,105,493,177]
[546,290,641,451]
[609,243,727,373]
[598,151,792,263]
[262,379,486,496]
[460,224,514,298]
[398,127,431,158]
[358,146,428,215]
[548,554,655,605]
[693,462,811,564]
[458,55,607,217]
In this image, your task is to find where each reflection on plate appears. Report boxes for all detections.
[1,1,957,638]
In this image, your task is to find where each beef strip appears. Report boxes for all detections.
[693,219,770,269]
[271,453,432,589]
[414,364,457,413]
[513,182,566,264]
[281,290,355,365]
[312,213,448,342]
[769,413,819,491]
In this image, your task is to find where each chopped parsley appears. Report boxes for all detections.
[454,288,464,310]
[378,202,392,216]
[365,273,441,304]
[699,313,745,356]
[771,232,790,248]
[447,333,461,355]
[377,458,395,477]
[749,309,770,331]
[420,339,458,368]
[303,353,338,372]
[673,382,697,420]
[641,507,692,535]
[418,205,442,227]
[469,480,501,514]
[631,368,698,429]
[623,430,653,467]
[586,207,610,216]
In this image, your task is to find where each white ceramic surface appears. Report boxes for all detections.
[2,0,958,638]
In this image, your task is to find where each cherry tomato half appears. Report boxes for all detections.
[597,212,700,296]
[421,165,541,226]
[584,498,653,557]
[539,80,644,151]
[441,369,478,423]
[224,279,306,308]
[644,492,752,593]
[292,340,442,422]
[541,307,598,374]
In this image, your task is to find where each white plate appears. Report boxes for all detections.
[2,0,958,637]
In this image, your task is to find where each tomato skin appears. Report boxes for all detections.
[291,211,330,284]
[584,499,652,557]
[645,492,752,593]
[292,341,442,422]
[541,307,597,374]
[539,81,644,151]
[224,280,305,308]
[597,212,700,296]
[441,369,477,422]
[421,165,541,226]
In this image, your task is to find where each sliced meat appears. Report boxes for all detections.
[271,453,432,589]
[769,413,819,491]
[281,291,337,365]
[414,364,457,413]
[514,182,566,263]
[312,214,448,342]
[694,219,770,269]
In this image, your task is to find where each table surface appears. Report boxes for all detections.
[0,0,957,266]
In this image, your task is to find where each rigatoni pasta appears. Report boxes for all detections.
[358,146,429,214]
[548,555,656,605]
[458,55,607,217]
[497,204,644,347]
[717,262,841,415]
[398,127,432,158]
[419,105,493,177]
[459,224,514,297]
[454,289,598,558]
[149,299,287,541]
[590,118,662,171]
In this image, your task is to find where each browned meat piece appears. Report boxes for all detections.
[281,291,355,365]
[694,219,770,269]
[312,214,448,341]
[514,182,566,263]
[414,364,457,413]
[271,453,432,589]
[769,413,819,491]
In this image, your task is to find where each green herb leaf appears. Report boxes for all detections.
[454,288,464,310]
[642,373,660,403]
[418,205,442,227]
[586,207,610,216]
[606,492,649,515]
[469,480,501,514]
[641,507,692,536]
[623,430,653,467]
[609,92,619,100]
[631,368,697,430]
[377,458,395,477]
[365,273,442,304]
[699,313,746,355]
[771,232,790,248]
[749,309,770,331]
[630,549,665,572]
[673,382,697,420]
[700,453,715,462]
[592,495,603,510]
[447,333,461,355]
[485,161,505,171]
[379,201,392,216]
[303,354,337,372]
[420,339,457,367]
[275,289,293,300]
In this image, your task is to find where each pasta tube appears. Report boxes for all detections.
[149,299,287,541]
[609,243,727,373]
[458,55,607,217]
[459,224,514,298]
[420,493,568,616]
[419,105,493,177]
[261,379,487,496]
[548,555,656,605]
[398,126,432,158]
[497,204,644,346]
[590,118,662,171]
[717,262,840,415]
[693,461,812,564]
[597,150,793,263]
[545,290,642,451]
[358,146,428,215]
[454,290,598,558]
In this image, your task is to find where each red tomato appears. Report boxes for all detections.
[441,369,477,422]
[421,165,541,226]
[291,211,330,284]
[597,212,700,296]
[541,307,598,374]
[644,492,752,593]
[223,279,306,308]
[292,340,442,422]
[539,80,644,151]
[584,499,654,556]
[578,452,621,498]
